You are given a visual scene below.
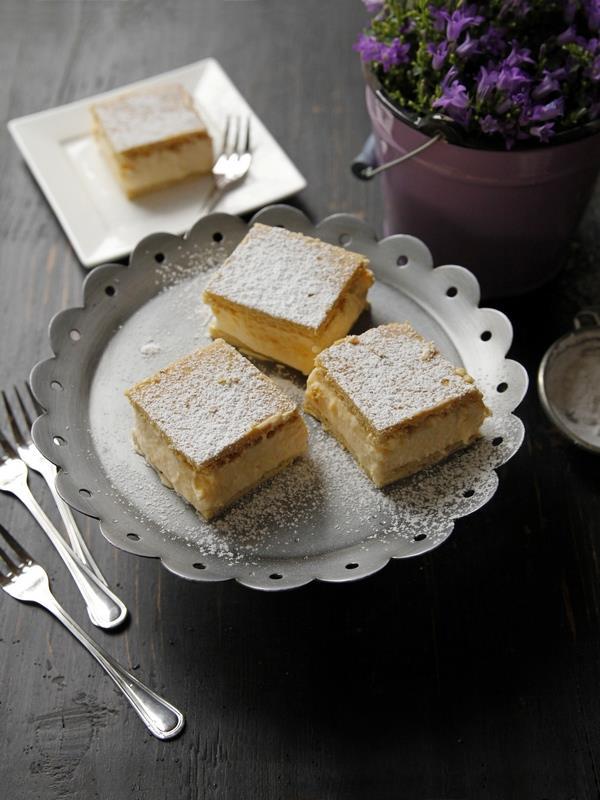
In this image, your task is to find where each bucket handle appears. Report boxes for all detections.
[574,306,600,330]
[351,133,443,181]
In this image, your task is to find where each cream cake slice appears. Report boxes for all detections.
[202,223,374,374]
[91,83,213,198]
[125,340,308,520]
[304,323,490,487]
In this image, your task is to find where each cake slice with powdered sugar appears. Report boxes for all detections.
[202,223,374,374]
[304,323,490,487]
[126,339,308,520]
[91,83,213,198]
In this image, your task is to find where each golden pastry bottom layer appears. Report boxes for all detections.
[304,372,487,487]
[132,410,308,520]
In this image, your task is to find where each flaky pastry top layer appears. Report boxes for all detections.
[92,83,208,155]
[203,223,372,333]
[126,339,298,469]
[314,323,485,435]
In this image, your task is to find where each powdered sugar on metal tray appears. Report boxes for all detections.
[545,336,600,447]
[87,231,521,574]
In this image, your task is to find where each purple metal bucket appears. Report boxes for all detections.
[366,86,600,297]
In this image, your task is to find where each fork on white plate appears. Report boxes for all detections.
[201,114,252,214]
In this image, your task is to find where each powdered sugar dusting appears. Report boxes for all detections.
[317,323,481,433]
[127,340,297,467]
[105,392,512,564]
[204,223,369,331]
[545,334,600,447]
[92,83,208,154]
[85,222,522,582]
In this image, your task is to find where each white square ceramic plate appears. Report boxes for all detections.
[8,59,307,267]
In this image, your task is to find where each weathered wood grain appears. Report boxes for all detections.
[1,1,600,799]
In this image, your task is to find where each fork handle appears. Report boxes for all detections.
[200,183,222,216]
[37,460,107,584]
[37,589,184,740]
[8,480,127,630]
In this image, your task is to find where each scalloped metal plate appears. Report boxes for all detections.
[31,205,527,591]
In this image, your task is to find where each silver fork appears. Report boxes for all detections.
[0,428,126,630]
[0,523,184,740]
[2,386,106,584]
[201,114,252,214]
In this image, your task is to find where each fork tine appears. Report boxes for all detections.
[0,427,19,460]
[14,385,34,433]
[0,522,31,567]
[26,382,45,416]
[0,533,21,575]
[1,390,26,448]
[234,115,243,154]
[222,115,232,156]
[0,548,11,583]
[243,116,251,154]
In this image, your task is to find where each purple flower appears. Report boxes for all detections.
[429,5,447,32]
[379,38,411,71]
[530,97,565,122]
[456,33,480,58]
[587,37,600,54]
[354,34,411,71]
[497,65,531,94]
[427,41,449,70]
[476,66,498,102]
[480,25,508,56]
[532,68,565,100]
[504,42,534,67]
[480,114,501,134]
[481,113,517,147]
[354,33,382,62]
[530,122,555,142]
[513,89,533,123]
[557,26,587,46]
[440,4,484,42]
[433,78,471,126]
[362,0,384,12]
[356,0,600,147]
[585,0,600,31]
[442,66,459,88]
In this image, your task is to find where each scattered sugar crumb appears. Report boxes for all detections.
[140,340,162,356]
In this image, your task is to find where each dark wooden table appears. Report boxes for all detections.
[1,2,600,798]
